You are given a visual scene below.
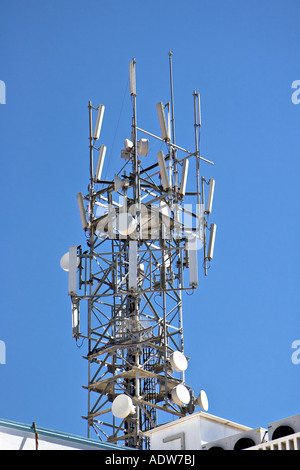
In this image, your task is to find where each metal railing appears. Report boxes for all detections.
[247,432,300,450]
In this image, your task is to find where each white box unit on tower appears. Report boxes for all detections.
[201,427,268,451]
[268,414,300,441]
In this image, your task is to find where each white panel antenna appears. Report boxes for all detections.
[129,59,136,95]
[207,223,217,261]
[157,150,171,191]
[156,102,170,141]
[93,104,105,140]
[95,144,106,182]
[188,237,198,287]
[71,298,80,338]
[129,240,138,290]
[179,158,189,196]
[68,246,78,295]
[198,93,202,127]
[206,178,215,214]
[137,138,149,156]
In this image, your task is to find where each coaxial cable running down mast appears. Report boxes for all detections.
[61,55,217,449]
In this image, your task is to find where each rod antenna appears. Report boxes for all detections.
[169,51,178,192]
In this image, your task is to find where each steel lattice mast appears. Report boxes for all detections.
[62,55,216,449]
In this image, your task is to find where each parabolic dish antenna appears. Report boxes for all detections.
[170,351,188,372]
[171,384,190,407]
[112,394,136,419]
[196,390,209,411]
[116,213,137,236]
[60,252,80,272]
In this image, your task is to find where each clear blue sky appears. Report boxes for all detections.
[0,0,299,439]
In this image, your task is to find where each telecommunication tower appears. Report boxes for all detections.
[61,54,216,449]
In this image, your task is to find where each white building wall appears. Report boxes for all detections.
[0,419,124,451]
[146,411,250,450]
[0,428,80,450]
[146,411,300,451]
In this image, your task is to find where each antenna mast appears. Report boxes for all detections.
[61,55,217,449]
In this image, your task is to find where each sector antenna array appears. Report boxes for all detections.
[61,55,217,449]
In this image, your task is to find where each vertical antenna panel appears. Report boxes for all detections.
[77,192,88,230]
[207,223,217,260]
[129,60,136,95]
[198,93,202,127]
[179,158,189,196]
[95,145,106,181]
[156,102,170,141]
[157,150,171,191]
[71,298,80,337]
[93,104,105,140]
[68,246,78,295]
[188,237,198,286]
[206,178,215,214]
[129,241,138,290]
[167,107,171,141]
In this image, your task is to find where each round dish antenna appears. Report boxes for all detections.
[137,138,149,156]
[171,384,190,406]
[170,351,188,372]
[196,389,209,411]
[116,213,137,236]
[112,394,136,419]
[60,252,79,272]
[124,138,134,151]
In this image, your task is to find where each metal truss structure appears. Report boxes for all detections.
[62,54,216,449]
